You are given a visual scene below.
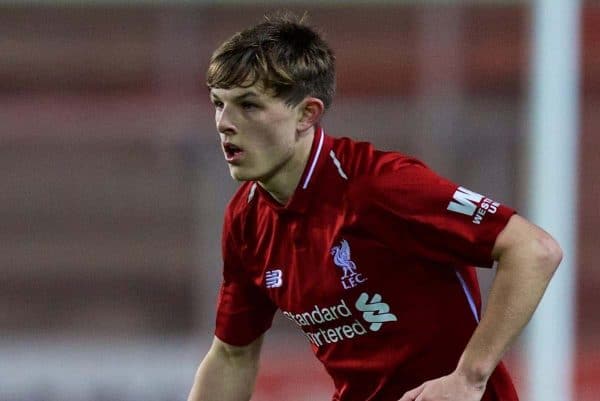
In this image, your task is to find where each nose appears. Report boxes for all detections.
[216,105,236,136]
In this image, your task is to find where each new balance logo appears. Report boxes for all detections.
[355,292,397,331]
[265,269,283,288]
[447,186,483,217]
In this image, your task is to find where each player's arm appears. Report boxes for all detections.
[400,214,562,401]
[456,214,562,384]
[187,335,264,401]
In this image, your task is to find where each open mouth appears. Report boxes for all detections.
[223,142,244,161]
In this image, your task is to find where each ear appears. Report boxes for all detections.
[296,97,324,133]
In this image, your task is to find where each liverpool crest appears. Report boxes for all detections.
[330,239,367,289]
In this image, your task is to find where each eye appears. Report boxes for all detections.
[241,102,258,111]
[212,99,224,109]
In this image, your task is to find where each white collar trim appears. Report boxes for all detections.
[301,128,324,190]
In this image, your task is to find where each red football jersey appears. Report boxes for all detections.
[216,127,519,401]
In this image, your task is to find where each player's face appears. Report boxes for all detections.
[210,85,303,183]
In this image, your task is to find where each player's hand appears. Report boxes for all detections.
[398,371,486,401]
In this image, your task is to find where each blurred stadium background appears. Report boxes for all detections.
[0,1,598,400]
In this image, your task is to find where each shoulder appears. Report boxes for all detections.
[328,137,453,212]
[327,135,439,207]
[330,136,426,178]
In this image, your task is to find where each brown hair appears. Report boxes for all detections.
[207,11,336,109]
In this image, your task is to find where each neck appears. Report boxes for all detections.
[259,127,316,205]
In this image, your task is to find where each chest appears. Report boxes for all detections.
[241,209,397,313]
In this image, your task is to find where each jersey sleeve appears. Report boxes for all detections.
[214,209,277,346]
[349,158,516,268]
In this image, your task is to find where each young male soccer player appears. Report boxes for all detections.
[187,12,562,401]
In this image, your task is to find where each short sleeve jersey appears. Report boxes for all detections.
[216,128,519,401]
